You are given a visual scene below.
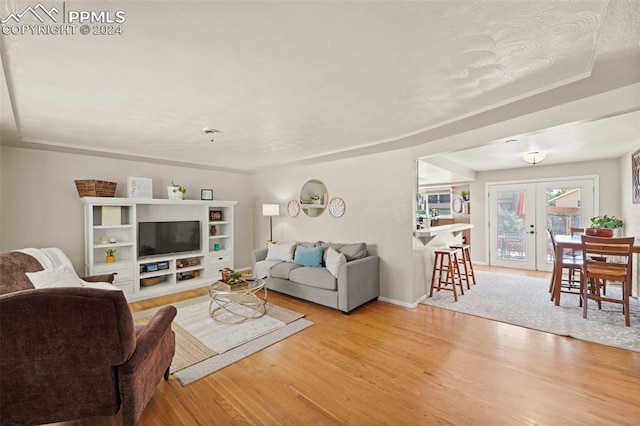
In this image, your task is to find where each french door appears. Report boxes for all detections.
[489,178,595,271]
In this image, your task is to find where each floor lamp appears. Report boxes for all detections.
[262,204,280,242]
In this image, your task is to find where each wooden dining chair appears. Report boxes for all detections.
[548,229,582,304]
[580,235,635,326]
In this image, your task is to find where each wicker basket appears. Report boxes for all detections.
[140,276,162,287]
[74,180,117,197]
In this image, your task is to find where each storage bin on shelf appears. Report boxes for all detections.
[75,180,117,197]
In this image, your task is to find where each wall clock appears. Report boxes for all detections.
[452,197,463,213]
[287,200,300,217]
[328,197,345,218]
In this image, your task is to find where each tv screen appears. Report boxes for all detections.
[138,221,201,258]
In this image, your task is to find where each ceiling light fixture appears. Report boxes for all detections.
[203,127,221,142]
[522,151,546,165]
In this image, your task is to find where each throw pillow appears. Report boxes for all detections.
[26,265,84,289]
[266,241,296,262]
[325,247,347,277]
[293,245,323,267]
[328,242,368,261]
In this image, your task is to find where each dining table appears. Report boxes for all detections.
[551,234,640,306]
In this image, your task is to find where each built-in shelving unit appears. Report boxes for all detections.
[82,197,236,301]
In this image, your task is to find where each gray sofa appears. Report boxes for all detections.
[251,242,380,313]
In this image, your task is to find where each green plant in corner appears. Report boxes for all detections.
[171,181,186,194]
[590,215,623,229]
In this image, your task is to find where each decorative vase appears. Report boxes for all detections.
[167,186,183,199]
[105,255,116,263]
[585,228,614,237]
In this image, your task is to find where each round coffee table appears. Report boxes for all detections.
[208,279,267,324]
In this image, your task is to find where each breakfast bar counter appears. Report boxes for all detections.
[413,223,474,298]
[414,223,473,240]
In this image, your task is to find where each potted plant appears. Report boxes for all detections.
[167,181,186,199]
[586,215,624,237]
[461,191,469,201]
[310,194,322,204]
[430,208,439,226]
[105,248,116,263]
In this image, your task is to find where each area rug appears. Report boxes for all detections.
[422,271,640,352]
[134,295,313,385]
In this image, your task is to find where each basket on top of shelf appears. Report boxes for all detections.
[74,180,117,197]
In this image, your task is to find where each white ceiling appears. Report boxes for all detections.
[1,0,639,172]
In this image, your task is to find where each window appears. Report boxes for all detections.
[419,186,453,218]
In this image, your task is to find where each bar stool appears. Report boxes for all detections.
[429,248,465,302]
[450,244,476,288]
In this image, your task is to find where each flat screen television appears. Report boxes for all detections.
[138,221,201,258]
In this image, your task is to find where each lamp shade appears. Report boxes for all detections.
[262,204,280,216]
[522,151,547,165]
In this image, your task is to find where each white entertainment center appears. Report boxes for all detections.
[82,197,237,301]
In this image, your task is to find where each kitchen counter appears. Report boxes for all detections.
[414,223,473,239]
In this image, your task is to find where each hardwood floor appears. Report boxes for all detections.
[57,267,640,425]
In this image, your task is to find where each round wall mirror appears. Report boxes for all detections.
[300,179,328,217]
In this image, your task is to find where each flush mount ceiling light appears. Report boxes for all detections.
[522,151,547,165]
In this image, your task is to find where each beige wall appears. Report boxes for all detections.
[251,148,418,304]
[469,158,622,263]
[0,146,255,272]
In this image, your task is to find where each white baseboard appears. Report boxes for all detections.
[377,296,423,309]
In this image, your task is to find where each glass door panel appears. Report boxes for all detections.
[489,183,536,269]
[535,179,594,272]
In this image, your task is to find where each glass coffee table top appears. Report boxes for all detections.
[208,279,267,324]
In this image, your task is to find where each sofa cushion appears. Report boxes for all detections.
[266,241,296,262]
[325,247,347,278]
[293,245,323,267]
[289,267,337,290]
[321,242,368,262]
[268,262,302,280]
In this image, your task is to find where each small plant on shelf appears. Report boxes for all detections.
[105,248,117,263]
[310,194,321,203]
[170,181,186,194]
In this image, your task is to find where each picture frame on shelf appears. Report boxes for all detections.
[127,177,153,199]
[201,189,214,200]
[210,210,223,221]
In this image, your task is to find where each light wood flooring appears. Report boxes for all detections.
[57,266,639,425]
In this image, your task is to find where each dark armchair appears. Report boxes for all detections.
[0,251,176,425]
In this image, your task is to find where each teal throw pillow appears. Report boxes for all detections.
[293,245,323,267]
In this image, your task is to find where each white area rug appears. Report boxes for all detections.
[174,318,312,386]
[422,271,640,352]
[134,296,313,386]
[174,300,286,354]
